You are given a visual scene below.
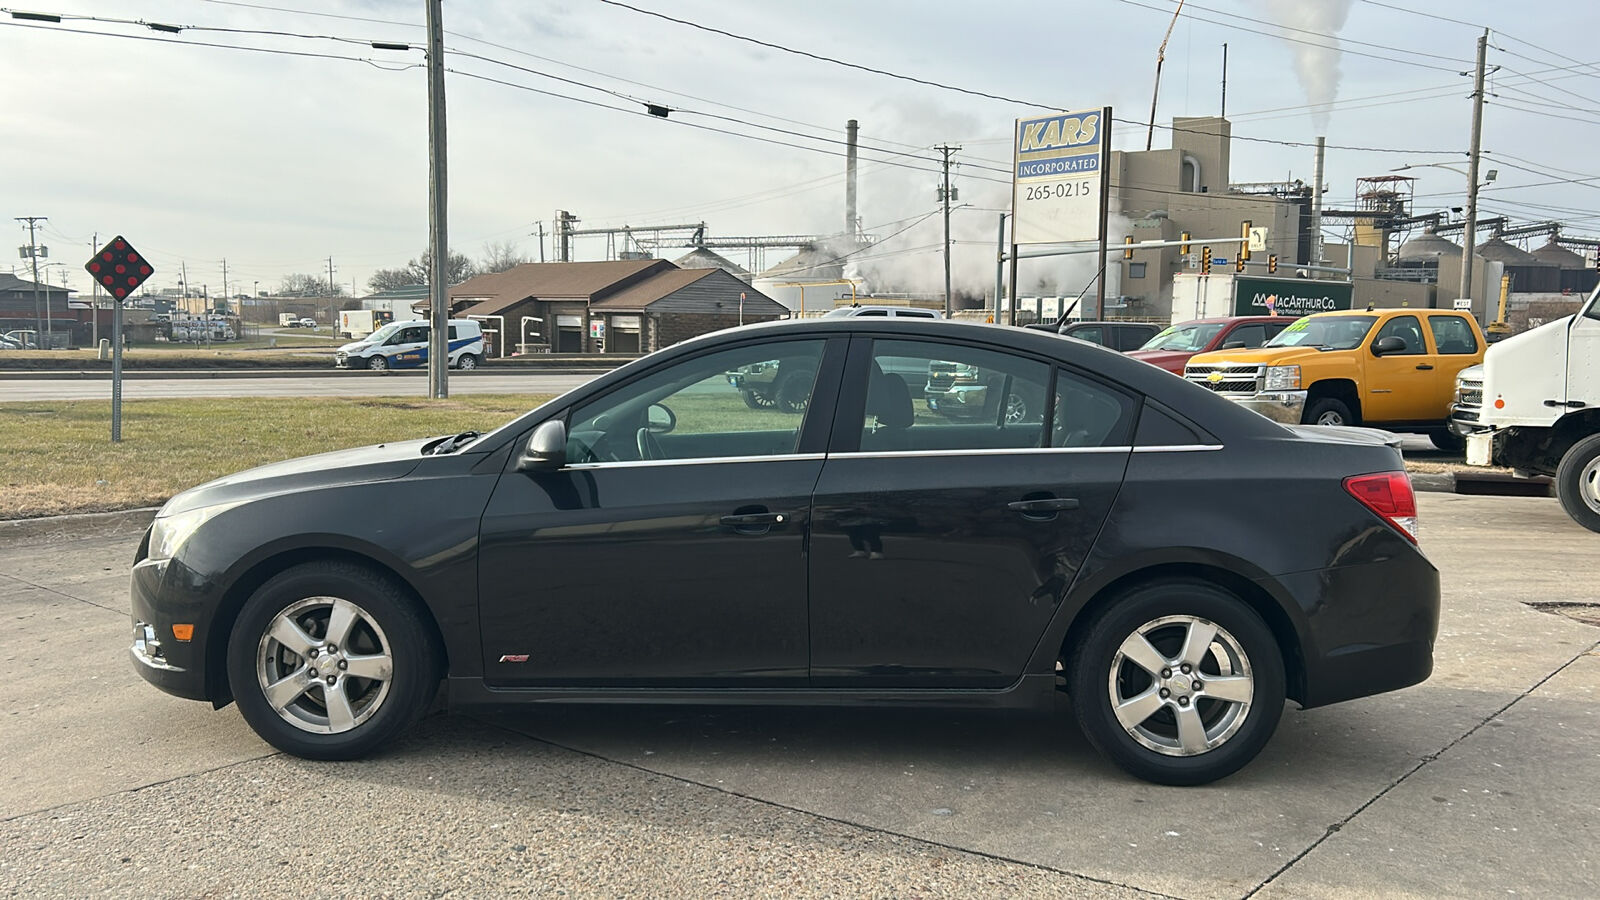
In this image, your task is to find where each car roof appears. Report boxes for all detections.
[1175,316,1294,325]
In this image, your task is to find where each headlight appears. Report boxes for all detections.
[147,503,239,562]
[1264,365,1301,391]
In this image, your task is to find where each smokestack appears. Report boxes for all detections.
[845,119,859,239]
[1311,136,1325,266]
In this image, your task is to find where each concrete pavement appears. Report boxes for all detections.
[0,494,1594,897]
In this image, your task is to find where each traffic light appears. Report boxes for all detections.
[1268,253,1279,274]
[1123,236,1135,260]
[1180,231,1191,256]
[1235,255,1245,273]
[1239,220,1253,261]
[1200,245,1212,275]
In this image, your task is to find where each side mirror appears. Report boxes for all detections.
[645,402,676,434]
[516,419,567,472]
[1373,335,1407,355]
[1221,340,1246,350]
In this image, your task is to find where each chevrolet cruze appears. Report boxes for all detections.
[130,318,1438,785]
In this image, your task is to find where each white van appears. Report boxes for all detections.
[334,319,485,371]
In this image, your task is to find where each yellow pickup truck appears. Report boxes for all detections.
[1185,308,1486,450]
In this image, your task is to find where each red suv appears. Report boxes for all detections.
[1126,316,1293,375]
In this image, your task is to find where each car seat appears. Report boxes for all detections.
[863,363,914,451]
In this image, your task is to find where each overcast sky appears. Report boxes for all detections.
[4,0,1597,298]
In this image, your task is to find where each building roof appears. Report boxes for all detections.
[589,268,720,310]
[0,273,71,296]
[672,247,749,277]
[1529,240,1586,269]
[447,260,671,317]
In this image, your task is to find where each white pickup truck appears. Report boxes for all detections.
[1451,285,1600,532]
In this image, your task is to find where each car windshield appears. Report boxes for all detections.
[366,323,401,343]
[1266,315,1376,350]
[1582,284,1600,322]
[1141,323,1225,351]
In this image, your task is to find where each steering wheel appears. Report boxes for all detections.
[636,427,665,460]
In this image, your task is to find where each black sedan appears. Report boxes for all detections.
[129,318,1438,785]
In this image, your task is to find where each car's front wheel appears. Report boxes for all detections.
[1556,433,1600,533]
[1068,579,1285,785]
[1303,396,1354,427]
[366,354,388,372]
[227,561,441,760]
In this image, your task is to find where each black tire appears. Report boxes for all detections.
[366,354,388,372]
[774,370,813,414]
[1555,433,1600,534]
[741,388,775,410]
[1429,429,1466,454]
[1303,396,1354,427]
[227,561,441,760]
[456,353,480,371]
[1067,579,1286,786]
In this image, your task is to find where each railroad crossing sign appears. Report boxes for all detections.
[84,235,153,301]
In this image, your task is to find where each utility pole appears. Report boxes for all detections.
[327,256,338,329]
[15,216,47,349]
[426,0,451,399]
[180,261,189,315]
[936,144,960,318]
[221,257,229,310]
[90,234,99,348]
[532,221,546,263]
[1460,28,1489,310]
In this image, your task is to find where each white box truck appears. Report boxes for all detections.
[278,312,299,327]
[338,309,393,340]
[1451,285,1600,531]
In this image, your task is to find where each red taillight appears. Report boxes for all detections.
[1344,471,1419,543]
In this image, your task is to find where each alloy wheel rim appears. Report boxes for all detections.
[256,596,394,735]
[1004,394,1026,424]
[1581,456,1600,514]
[1107,615,1254,757]
[1316,410,1344,426]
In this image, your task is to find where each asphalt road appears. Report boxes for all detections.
[1,494,1595,897]
[0,372,596,401]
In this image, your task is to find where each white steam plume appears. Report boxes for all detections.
[1262,0,1354,131]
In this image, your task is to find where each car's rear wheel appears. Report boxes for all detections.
[227,561,441,760]
[1068,579,1285,785]
[1304,397,1354,427]
[367,354,388,372]
[1556,433,1600,533]
[456,353,479,371]
[775,370,813,414]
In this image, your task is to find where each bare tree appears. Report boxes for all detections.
[408,248,477,285]
[279,273,345,297]
[480,239,530,274]
[368,267,421,293]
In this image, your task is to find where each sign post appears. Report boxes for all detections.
[85,236,153,442]
[1010,106,1111,323]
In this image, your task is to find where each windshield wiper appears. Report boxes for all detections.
[430,430,481,455]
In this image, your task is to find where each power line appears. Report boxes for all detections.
[1119,0,1468,68]
[0,19,421,68]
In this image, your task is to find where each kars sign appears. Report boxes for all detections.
[1012,108,1109,245]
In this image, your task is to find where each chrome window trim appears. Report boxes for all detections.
[564,453,826,470]
[836,446,1134,459]
[1131,444,1225,453]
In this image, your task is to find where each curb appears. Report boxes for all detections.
[1410,472,1455,494]
[1,506,160,545]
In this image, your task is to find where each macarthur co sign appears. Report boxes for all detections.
[1230,275,1354,318]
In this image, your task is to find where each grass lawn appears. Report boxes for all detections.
[0,341,335,368]
[0,394,553,519]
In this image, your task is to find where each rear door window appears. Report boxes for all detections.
[1228,324,1267,348]
[859,339,1050,452]
[1428,315,1479,354]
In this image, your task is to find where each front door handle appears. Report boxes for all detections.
[1415,363,1434,370]
[720,510,788,534]
[1007,497,1080,518]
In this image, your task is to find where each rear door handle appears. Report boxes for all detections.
[1007,498,1080,516]
[1415,363,1434,370]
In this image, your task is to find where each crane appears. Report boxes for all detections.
[1145,0,1187,152]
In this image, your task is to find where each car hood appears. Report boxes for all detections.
[1125,349,1196,370]
[1188,345,1326,367]
[337,339,374,354]
[158,438,434,516]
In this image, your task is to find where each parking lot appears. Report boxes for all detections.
[1,493,1595,898]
